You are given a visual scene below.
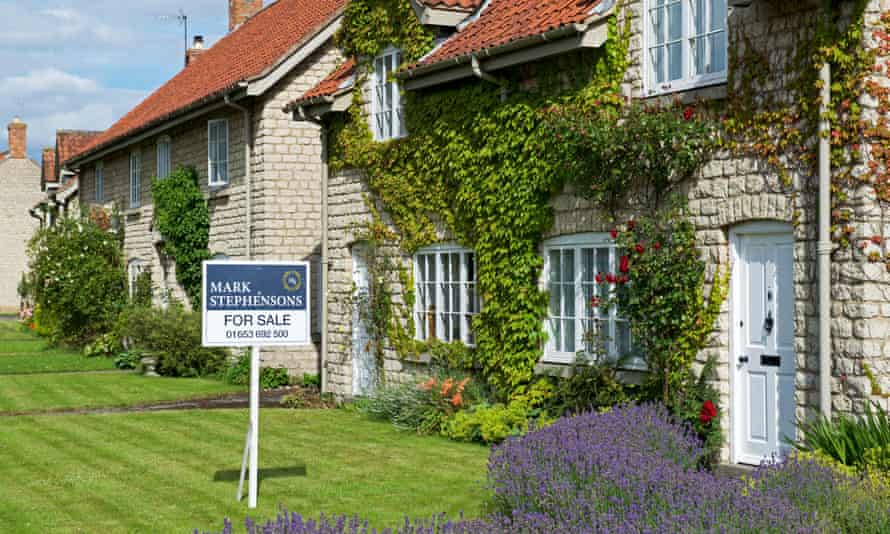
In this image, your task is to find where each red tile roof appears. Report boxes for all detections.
[57,131,102,171]
[70,0,346,165]
[419,0,482,10]
[415,0,603,68]
[287,58,356,108]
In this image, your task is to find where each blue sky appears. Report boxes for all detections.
[0,1,235,160]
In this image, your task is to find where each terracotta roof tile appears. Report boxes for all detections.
[288,58,356,108]
[418,0,482,10]
[71,0,346,164]
[416,0,602,68]
[57,130,102,168]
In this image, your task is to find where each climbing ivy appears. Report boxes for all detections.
[332,3,633,395]
[152,166,211,309]
[335,0,434,63]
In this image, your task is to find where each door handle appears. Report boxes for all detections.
[738,356,749,364]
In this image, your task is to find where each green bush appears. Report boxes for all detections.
[795,402,890,469]
[26,216,126,345]
[547,358,631,416]
[444,380,555,444]
[221,355,292,390]
[362,374,478,435]
[82,333,121,359]
[115,304,227,377]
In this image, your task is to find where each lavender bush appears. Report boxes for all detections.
[204,404,890,534]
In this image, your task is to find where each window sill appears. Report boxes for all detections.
[207,185,231,200]
[641,82,727,106]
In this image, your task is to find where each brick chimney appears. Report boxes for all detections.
[229,0,262,31]
[8,118,26,159]
[186,35,206,65]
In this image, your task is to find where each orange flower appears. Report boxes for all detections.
[456,377,470,394]
[419,377,436,391]
[451,393,463,407]
[440,378,454,396]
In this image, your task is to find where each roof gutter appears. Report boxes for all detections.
[399,23,585,81]
[66,88,249,170]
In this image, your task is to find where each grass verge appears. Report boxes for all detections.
[0,409,489,533]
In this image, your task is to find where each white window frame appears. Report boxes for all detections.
[208,119,229,186]
[542,233,640,367]
[129,150,141,208]
[127,258,147,299]
[414,244,479,346]
[643,0,728,96]
[157,136,172,180]
[371,47,406,141]
[94,161,104,203]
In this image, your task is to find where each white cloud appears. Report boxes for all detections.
[0,69,98,95]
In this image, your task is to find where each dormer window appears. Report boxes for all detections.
[372,47,406,141]
[644,0,727,95]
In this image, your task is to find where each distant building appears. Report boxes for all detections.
[0,118,42,312]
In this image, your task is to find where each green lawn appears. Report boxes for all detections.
[0,320,243,412]
[0,409,489,533]
[0,372,245,414]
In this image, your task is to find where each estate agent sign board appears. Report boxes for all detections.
[202,260,311,509]
[202,261,310,347]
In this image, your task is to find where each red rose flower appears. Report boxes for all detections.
[699,400,718,425]
[683,106,695,121]
[872,235,883,245]
[610,229,618,239]
[595,273,604,284]
[606,273,617,284]
[618,275,629,284]
[635,243,644,254]
[590,297,600,307]
[627,220,636,231]
[619,256,630,273]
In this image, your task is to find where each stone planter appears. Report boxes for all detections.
[140,354,159,377]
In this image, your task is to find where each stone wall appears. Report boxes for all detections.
[77,39,344,378]
[0,158,42,311]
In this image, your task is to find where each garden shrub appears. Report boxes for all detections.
[115,304,227,377]
[546,357,631,416]
[82,333,122,359]
[444,381,555,445]
[795,401,890,469]
[362,375,477,435]
[25,216,126,345]
[221,355,291,389]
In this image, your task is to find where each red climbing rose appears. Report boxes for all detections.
[699,400,718,424]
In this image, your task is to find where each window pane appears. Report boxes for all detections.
[651,47,665,85]
[549,250,561,283]
[616,320,632,357]
[693,0,706,35]
[651,7,665,45]
[564,319,575,353]
[668,42,682,80]
[551,318,562,352]
[711,0,726,31]
[668,2,682,40]
[562,249,574,284]
[711,32,726,73]
[693,37,706,76]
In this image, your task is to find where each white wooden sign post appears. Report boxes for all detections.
[202,261,311,509]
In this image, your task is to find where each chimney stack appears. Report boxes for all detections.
[229,0,262,31]
[8,118,26,159]
[186,35,206,65]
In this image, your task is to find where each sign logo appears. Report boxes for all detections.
[282,270,302,292]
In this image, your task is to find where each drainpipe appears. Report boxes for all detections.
[818,62,832,418]
[297,106,329,395]
[224,94,254,259]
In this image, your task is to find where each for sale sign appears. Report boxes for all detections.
[202,261,310,347]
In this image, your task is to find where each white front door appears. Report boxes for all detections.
[732,228,796,465]
[352,245,376,396]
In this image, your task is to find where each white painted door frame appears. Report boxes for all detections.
[729,221,797,465]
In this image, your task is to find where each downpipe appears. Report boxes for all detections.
[818,63,832,418]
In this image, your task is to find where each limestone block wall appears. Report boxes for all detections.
[251,41,344,376]
[0,158,42,311]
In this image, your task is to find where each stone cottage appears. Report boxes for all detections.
[65,0,348,377]
[284,0,890,465]
[0,118,42,312]
[33,130,104,226]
